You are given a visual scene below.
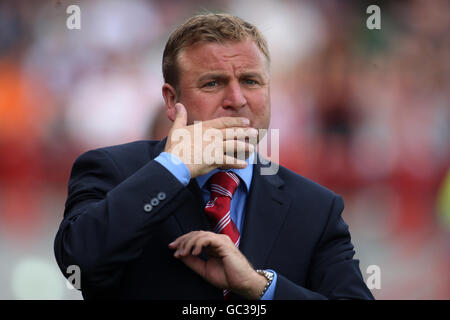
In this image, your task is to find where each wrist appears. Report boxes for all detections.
[155,152,191,185]
[239,269,271,300]
[255,269,274,299]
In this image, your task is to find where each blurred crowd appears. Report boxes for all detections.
[0,0,449,299]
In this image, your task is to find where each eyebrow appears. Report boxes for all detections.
[197,71,265,83]
[239,72,264,80]
[198,73,227,83]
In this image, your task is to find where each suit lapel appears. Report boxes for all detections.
[240,159,291,269]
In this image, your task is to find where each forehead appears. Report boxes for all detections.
[177,40,269,76]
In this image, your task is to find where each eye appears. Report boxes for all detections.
[242,79,258,85]
[203,81,218,87]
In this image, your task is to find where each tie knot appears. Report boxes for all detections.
[208,171,240,198]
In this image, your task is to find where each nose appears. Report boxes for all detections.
[222,81,247,110]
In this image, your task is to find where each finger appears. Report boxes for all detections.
[204,117,250,129]
[179,232,206,257]
[223,140,254,155]
[222,140,254,165]
[220,155,248,169]
[182,231,222,256]
[188,233,227,257]
[219,127,259,141]
[173,234,196,257]
[174,231,211,257]
[179,255,206,278]
[172,103,187,129]
[200,233,236,257]
[169,231,195,251]
[168,239,180,249]
[191,242,203,256]
[191,234,215,256]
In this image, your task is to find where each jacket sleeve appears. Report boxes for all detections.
[274,195,374,300]
[54,148,190,290]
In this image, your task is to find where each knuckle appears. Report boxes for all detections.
[221,234,231,242]
[209,232,217,238]
[219,118,227,128]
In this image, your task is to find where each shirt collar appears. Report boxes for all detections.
[195,152,254,193]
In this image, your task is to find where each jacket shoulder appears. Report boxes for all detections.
[96,140,162,159]
[74,140,164,178]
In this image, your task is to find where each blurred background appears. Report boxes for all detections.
[0,0,449,299]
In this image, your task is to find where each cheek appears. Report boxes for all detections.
[248,90,271,128]
[181,92,220,121]
[249,90,270,114]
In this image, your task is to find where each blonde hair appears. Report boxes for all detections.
[162,13,270,91]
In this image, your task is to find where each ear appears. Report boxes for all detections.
[162,83,178,122]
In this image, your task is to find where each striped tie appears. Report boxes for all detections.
[205,171,241,298]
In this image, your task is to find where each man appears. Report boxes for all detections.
[54,13,374,300]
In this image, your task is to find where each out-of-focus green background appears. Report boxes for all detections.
[0,0,449,299]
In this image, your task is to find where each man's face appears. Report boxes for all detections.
[175,39,271,130]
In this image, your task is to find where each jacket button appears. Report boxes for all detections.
[143,204,153,212]
[157,192,166,201]
[150,198,160,206]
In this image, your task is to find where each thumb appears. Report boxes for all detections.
[172,103,187,128]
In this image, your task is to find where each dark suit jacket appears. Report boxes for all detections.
[54,139,374,300]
